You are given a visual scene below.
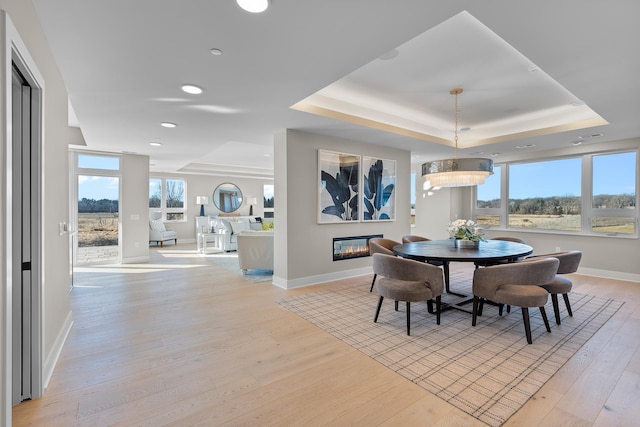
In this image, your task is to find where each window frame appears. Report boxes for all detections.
[149,176,187,222]
[473,149,638,238]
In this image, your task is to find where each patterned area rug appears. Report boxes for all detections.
[203,252,273,283]
[277,268,622,426]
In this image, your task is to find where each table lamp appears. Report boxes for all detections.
[246,197,257,216]
[196,196,209,216]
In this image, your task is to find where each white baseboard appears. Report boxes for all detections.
[43,311,73,390]
[578,267,640,283]
[272,266,372,290]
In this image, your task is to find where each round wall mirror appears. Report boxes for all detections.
[212,183,243,213]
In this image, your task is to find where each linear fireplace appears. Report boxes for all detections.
[333,234,383,261]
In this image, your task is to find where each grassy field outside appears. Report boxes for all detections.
[477,214,635,234]
[78,212,118,247]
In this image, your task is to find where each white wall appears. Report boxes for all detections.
[120,154,150,263]
[273,129,411,288]
[1,1,74,423]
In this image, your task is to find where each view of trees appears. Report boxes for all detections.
[478,194,635,215]
[78,198,118,213]
[264,195,274,208]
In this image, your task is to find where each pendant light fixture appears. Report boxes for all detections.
[421,88,493,187]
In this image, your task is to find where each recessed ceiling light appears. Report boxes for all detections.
[491,153,499,157]
[149,142,162,147]
[571,141,582,146]
[516,144,536,149]
[236,0,269,13]
[181,84,203,95]
[160,122,177,128]
[460,127,471,132]
[210,48,223,56]
[528,64,540,73]
[591,133,603,138]
[571,100,585,107]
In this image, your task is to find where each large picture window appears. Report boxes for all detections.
[473,150,638,237]
[149,177,186,221]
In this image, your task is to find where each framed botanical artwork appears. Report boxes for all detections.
[318,150,360,223]
[362,156,396,221]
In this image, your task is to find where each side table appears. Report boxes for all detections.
[200,233,223,254]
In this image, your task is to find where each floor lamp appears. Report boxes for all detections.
[196,196,209,216]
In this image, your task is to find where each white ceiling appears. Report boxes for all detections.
[32,1,640,179]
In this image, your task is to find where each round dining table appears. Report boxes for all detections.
[393,239,533,296]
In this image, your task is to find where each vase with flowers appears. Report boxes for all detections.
[448,219,485,248]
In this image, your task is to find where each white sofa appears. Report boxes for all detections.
[237,230,274,274]
[211,216,263,252]
[149,212,178,247]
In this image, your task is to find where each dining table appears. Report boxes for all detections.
[393,239,533,297]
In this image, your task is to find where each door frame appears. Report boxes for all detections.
[2,10,44,424]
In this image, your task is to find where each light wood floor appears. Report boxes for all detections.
[12,244,640,426]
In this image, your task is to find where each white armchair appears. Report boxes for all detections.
[149,212,177,247]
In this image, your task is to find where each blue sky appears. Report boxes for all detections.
[478,152,636,201]
[78,175,119,200]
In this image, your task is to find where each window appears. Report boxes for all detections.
[149,177,186,221]
[78,153,119,170]
[508,158,581,231]
[263,184,274,218]
[591,151,636,234]
[475,165,501,228]
[473,150,638,237]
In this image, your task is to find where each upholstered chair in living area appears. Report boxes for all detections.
[372,253,444,336]
[526,250,582,325]
[368,238,400,292]
[148,212,177,247]
[471,257,559,344]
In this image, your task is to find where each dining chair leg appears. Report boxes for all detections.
[427,299,434,314]
[540,306,551,332]
[563,293,573,317]
[478,298,485,316]
[435,296,441,325]
[369,274,377,292]
[406,302,411,336]
[521,307,533,344]
[395,300,399,311]
[498,303,504,316]
[550,294,561,325]
[374,296,384,323]
[472,296,479,326]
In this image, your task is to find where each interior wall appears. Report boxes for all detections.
[120,153,149,263]
[1,0,74,422]
[274,129,411,288]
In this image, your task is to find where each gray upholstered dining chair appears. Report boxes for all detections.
[471,257,560,344]
[372,253,444,336]
[474,236,527,269]
[526,250,582,325]
[401,234,430,243]
[368,238,400,292]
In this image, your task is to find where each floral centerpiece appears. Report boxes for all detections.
[448,219,485,248]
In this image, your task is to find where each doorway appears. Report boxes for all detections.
[11,63,43,403]
[71,153,121,266]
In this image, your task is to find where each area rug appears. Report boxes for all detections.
[203,252,273,283]
[277,268,622,426]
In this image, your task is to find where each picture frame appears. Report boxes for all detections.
[361,156,396,221]
[318,150,361,223]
